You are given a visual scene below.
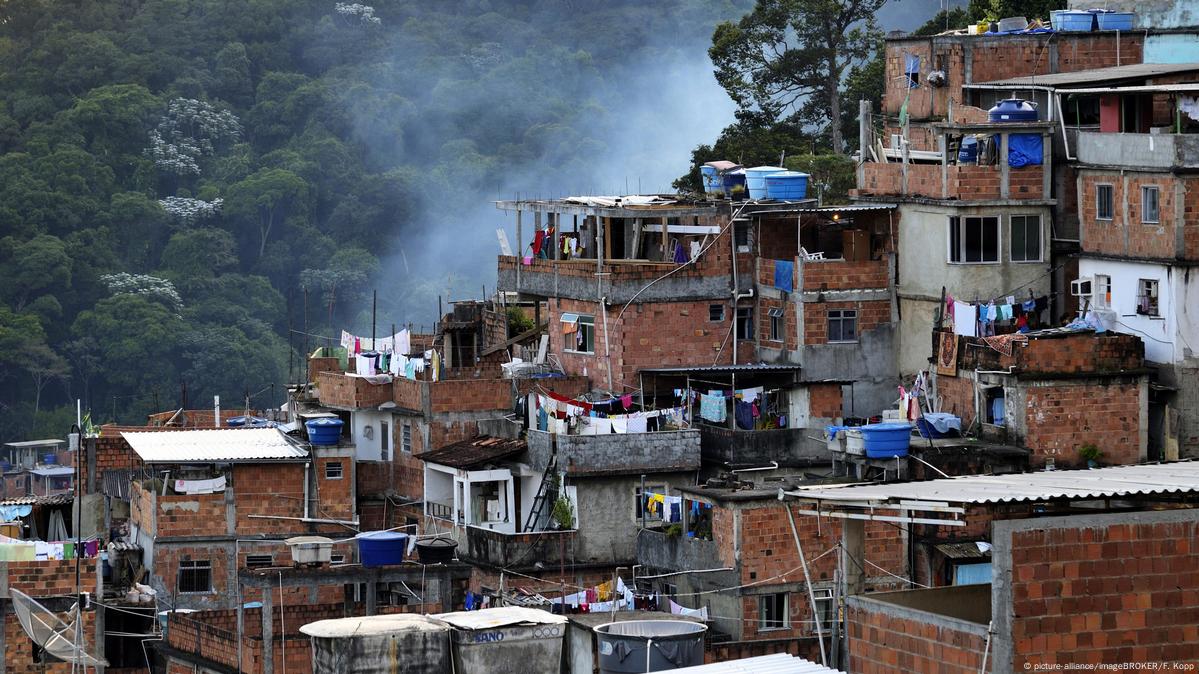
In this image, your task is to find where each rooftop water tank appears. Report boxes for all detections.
[958,136,979,164]
[989,99,1038,123]
[305,417,343,446]
[436,607,568,674]
[859,422,912,459]
[1055,10,1095,31]
[764,171,810,200]
[301,614,451,674]
[699,165,722,195]
[722,169,747,198]
[744,166,786,200]
[595,620,707,673]
[1094,10,1135,31]
[356,530,408,567]
[415,536,458,564]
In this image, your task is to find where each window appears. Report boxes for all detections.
[768,307,785,342]
[904,53,921,88]
[1094,274,1112,309]
[634,485,665,523]
[330,553,346,564]
[1010,215,1041,262]
[562,313,595,353]
[178,560,212,594]
[736,307,755,340]
[813,588,835,634]
[380,420,389,462]
[948,216,999,263]
[661,582,677,599]
[1096,184,1114,220]
[1142,185,1160,223]
[401,423,412,454]
[758,593,789,631]
[827,309,858,343]
[734,223,750,252]
[1137,279,1160,317]
[245,554,273,569]
[325,461,343,480]
[709,304,725,322]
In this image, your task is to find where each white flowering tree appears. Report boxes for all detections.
[159,196,224,226]
[100,273,184,313]
[146,98,242,176]
[335,2,382,25]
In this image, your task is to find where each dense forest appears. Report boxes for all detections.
[0,0,756,436]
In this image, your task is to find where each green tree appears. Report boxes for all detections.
[784,153,856,204]
[967,0,1064,22]
[710,0,886,153]
[224,167,309,260]
[71,294,183,393]
[0,234,73,312]
[161,228,240,279]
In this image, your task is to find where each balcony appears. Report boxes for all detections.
[1076,131,1199,169]
[497,255,733,304]
[463,525,576,571]
[526,429,702,476]
[698,425,825,468]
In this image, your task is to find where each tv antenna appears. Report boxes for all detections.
[10,588,108,669]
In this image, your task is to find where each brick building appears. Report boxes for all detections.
[122,428,355,611]
[785,462,1199,672]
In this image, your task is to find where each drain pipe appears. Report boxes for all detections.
[303,461,311,520]
[645,638,653,673]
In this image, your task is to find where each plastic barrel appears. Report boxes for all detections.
[745,166,786,200]
[859,422,912,459]
[764,171,809,200]
[356,531,408,567]
[1095,11,1134,30]
[306,417,344,446]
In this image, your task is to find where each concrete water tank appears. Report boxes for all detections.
[300,614,451,674]
[434,606,568,674]
[595,620,707,673]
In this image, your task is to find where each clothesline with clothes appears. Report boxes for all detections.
[340,329,411,355]
[688,386,787,430]
[351,349,443,382]
[531,392,688,435]
[945,290,1056,338]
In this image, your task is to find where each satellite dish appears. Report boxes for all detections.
[10,588,108,667]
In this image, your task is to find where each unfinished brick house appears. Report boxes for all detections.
[122,428,355,610]
[933,328,1151,468]
[784,462,1199,672]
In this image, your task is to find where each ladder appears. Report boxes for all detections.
[523,457,559,532]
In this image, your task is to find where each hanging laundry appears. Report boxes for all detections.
[673,241,688,264]
[668,600,709,620]
[699,394,727,423]
[998,304,1012,321]
[734,400,755,430]
[532,230,546,256]
[620,393,634,409]
[773,259,794,293]
[626,414,647,434]
[689,240,702,261]
[952,301,977,337]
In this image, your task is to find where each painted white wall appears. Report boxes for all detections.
[1077,258,1199,365]
[350,410,391,461]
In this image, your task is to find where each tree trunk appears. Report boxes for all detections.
[829,57,844,154]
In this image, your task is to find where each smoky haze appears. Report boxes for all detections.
[339,3,743,331]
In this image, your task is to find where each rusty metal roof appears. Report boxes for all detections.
[418,436,526,470]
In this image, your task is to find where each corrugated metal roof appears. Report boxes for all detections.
[3,440,64,448]
[418,436,526,470]
[786,462,1199,506]
[672,653,846,673]
[971,63,1199,88]
[796,203,897,213]
[640,364,802,375]
[30,466,74,477]
[120,428,307,463]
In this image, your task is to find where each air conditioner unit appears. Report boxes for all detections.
[1070,277,1093,297]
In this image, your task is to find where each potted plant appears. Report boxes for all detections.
[1079,444,1103,469]
[664,524,683,539]
[551,495,574,530]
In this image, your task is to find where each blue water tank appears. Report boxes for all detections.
[859,422,912,458]
[305,418,344,446]
[989,99,1039,122]
[1094,10,1134,31]
[764,171,810,200]
[958,136,979,163]
[722,169,747,197]
[1055,10,1096,31]
[745,166,786,199]
[43,454,57,465]
[356,531,409,567]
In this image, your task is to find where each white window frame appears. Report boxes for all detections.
[401,422,412,454]
[948,216,1001,264]
[562,313,596,354]
[1009,214,1043,263]
[758,592,789,631]
[1137,278,1161,317]
[827,309,858,344]
[767,307,785,343]
[178,560,212,594]
[1141,185,1160,224]
[1096,184,1114,221]
[1093,274,1112,309]
[325,461,344,480]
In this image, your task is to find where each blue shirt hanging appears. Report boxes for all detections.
[774,259,794,293]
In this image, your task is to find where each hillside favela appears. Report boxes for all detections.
[1,0,1198,672]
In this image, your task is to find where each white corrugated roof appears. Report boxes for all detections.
[121,428,307,463]
[786,462,1199,507]
[672,654,845,673]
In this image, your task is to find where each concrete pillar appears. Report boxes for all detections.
[365,580,377,616]
[261,585,274,674]
[842,517,865,597]
[1000,132,1010,199]
[440,569,454,612]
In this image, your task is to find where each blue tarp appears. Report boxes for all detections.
[1007,133,1043,168]
[773,259,794,293]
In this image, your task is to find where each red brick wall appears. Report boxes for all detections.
[803,301,890,346]
[802,260,889,291]
[154,543,232,598]
[846,601,988,674]
[428,379,512,413]
[757,297,798,351]
[316,371,392,409]
[808,384,844,419]
[5,558,99,596]
[233,463,307,535]
[935,372,977,428]
[5,610,97,674]
[1006,511,1199,669]
[951,332,1145,376]
[1080,172,1193,260]
[315,455,353,520]
[1023,381,1143,467]
[94,433,142,476]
